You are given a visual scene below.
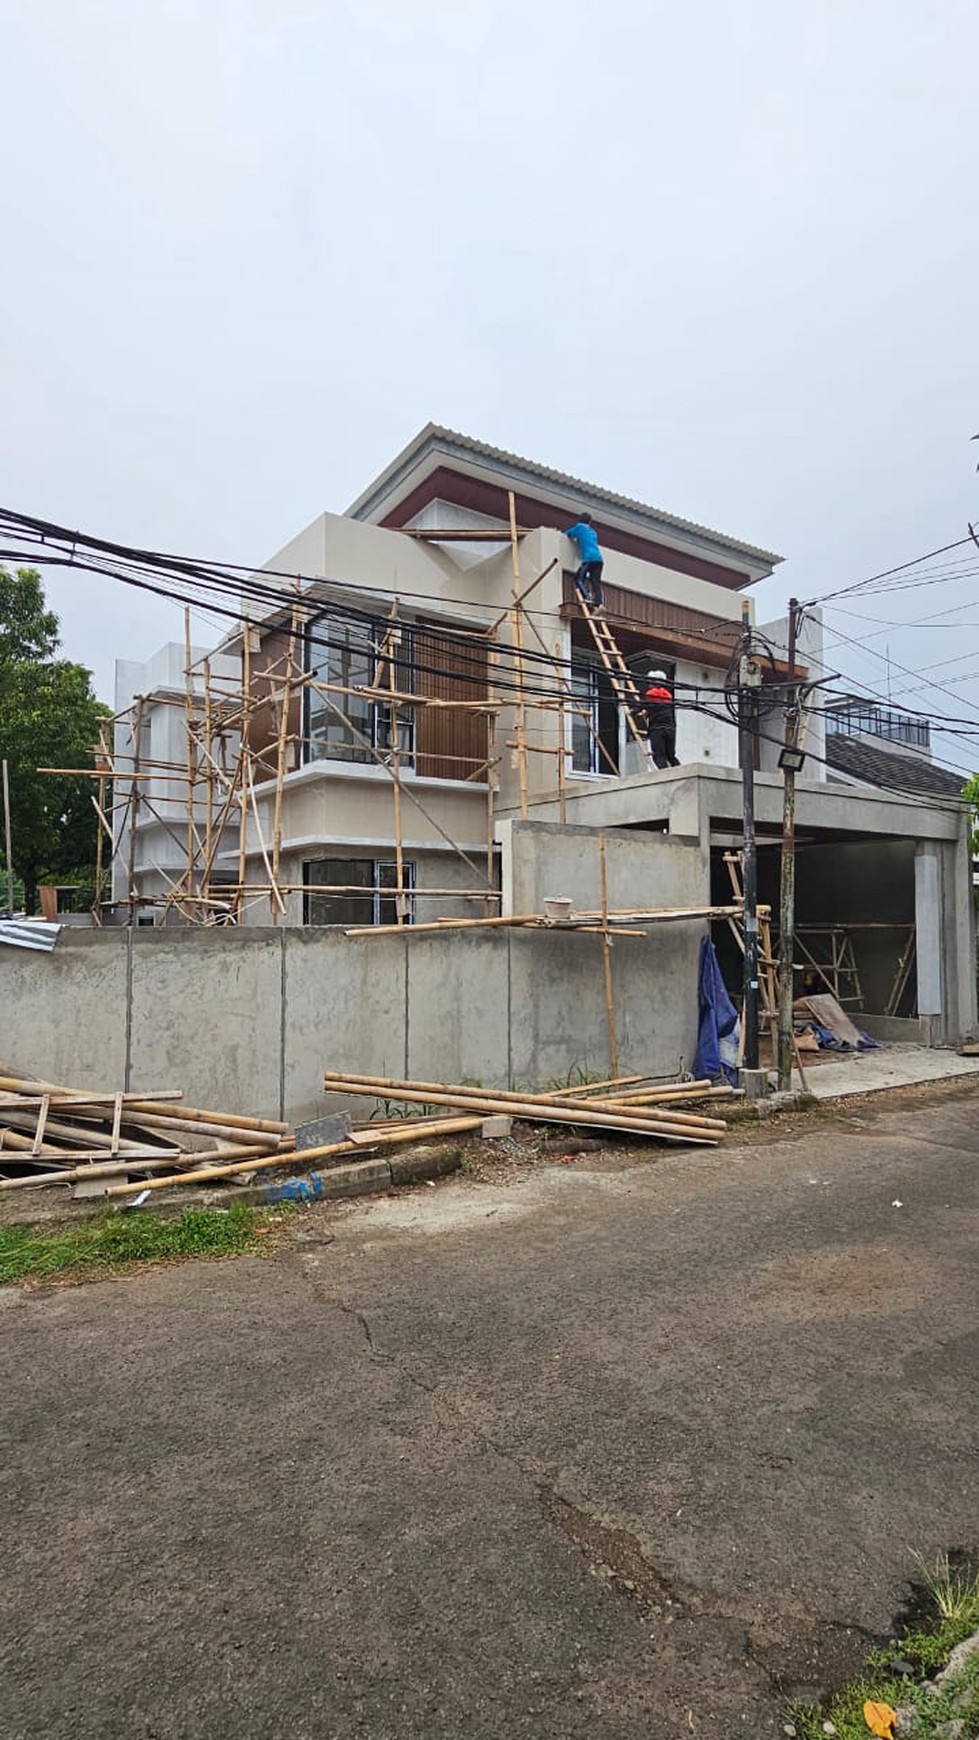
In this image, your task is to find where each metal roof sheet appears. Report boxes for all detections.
[348,423,783,570]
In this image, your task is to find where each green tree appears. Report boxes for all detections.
[0,567,107,914]
[964,774,979,857]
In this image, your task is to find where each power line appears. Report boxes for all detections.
[808,533,978,605]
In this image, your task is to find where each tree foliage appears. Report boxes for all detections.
[964,773,979,857]
[0,568,107,913]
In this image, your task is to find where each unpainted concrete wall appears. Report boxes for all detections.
[3,825,707,1123]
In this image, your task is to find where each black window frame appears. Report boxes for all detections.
[569,657,620,776]
[303,858,416,927]
[303,614,415,768]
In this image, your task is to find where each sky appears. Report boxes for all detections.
[2,0,978,768]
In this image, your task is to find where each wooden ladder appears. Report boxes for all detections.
[577,598,655,770]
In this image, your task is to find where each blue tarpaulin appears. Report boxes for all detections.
[693,935,741,1086]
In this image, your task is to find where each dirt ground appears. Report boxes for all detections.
[1,1078,977,1739]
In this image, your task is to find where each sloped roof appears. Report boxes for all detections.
[825,734,966,801]
[347,423,782,572]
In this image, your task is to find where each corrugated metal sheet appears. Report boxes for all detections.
[0,919,62,953]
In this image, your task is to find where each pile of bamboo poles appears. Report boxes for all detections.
[0,1069,295,1192]
[323,1071,730,1147]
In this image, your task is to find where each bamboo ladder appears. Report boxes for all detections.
[577,598,656,770]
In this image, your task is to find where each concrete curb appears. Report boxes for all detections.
[151,1142,466,1215]
[0,1144,468,1227]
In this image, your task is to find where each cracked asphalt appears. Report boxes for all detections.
[1,1085,978,1739]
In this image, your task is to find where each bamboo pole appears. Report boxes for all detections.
[125,698,143,925]
[581,1083,735,1108]
[202,656,215,909]
[0,1149,194,1180]
[106,1116,479,1196]
[271,603,299,922]
[484,557,559,636]
[344,916,645,938]
[0,1145,270,1190]
[381,610,407,926]
[59,1109,294,1147]
[323,1076,722,1143]
[0,1110,179,1154]
[117,1099,290,1134]
[324,1072,726,1133]
[0,1079,288,1130]
[546,1075,644,1098]
[485,617,499,916]
[93,762,106,920]
[183,608,197,911]
[508,489,529,819]
[598,833,618,1079]
[236,621,252,922]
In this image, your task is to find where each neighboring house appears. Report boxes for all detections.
[113,425,976,1043]
[823,696,967,802]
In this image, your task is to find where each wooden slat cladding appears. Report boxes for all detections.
[561,574,804,678]
[561,572,740,647]
[413,623,489,781]
[248,628,303,779]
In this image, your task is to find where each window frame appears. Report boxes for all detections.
[303,858,416,927]
[569,657,620,776]
[304,615,415,768]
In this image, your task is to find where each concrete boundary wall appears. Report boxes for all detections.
[3,922,705,1125]
[4,826,708,1124]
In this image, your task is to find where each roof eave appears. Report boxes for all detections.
[347,424,783,578]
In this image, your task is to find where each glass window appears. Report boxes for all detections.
[570,659,619,775]
[304,859,415,926]
[305,617,415,766]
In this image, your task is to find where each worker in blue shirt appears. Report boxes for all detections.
[565,513,605,613]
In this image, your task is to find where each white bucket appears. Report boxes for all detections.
[542,896,574,922]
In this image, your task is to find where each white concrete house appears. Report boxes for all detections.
[114,426,976,1043]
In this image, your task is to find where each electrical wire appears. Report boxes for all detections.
[2,505,975,806]
[807,533,979,605]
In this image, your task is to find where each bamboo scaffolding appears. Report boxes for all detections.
[50,527,744,970]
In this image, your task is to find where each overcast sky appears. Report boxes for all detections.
[2,0,977,767]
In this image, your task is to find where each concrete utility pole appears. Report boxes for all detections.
[738,602,762,1072]
[776,601,801,1092]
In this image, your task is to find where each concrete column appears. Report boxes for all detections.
[942,832,978,1043]
[914,843,944,1031]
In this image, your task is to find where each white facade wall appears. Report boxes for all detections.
[115,504,800,920]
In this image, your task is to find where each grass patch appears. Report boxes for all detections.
[0,1203,280,1285]
[791,1557,979,1739]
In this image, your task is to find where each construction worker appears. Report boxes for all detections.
[642,669,680,769]
[565,513,605,614]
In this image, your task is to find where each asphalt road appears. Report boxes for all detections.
[2,1086,978,1739]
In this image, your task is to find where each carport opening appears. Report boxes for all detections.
[709,833,918,1021]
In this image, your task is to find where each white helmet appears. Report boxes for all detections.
[647,669,668,681]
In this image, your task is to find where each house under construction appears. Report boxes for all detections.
[99,425,974,1046]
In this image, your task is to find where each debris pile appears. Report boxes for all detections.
[0,1068,295,1196]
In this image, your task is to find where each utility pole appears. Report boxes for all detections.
[738,602,761,1072]
[776,601,801,1091]
[2,759,14,917]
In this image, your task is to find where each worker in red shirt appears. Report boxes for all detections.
[642,669,680,769]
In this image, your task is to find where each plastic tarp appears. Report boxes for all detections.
[693,935,741,1086]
